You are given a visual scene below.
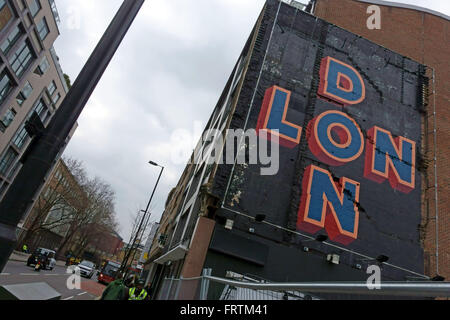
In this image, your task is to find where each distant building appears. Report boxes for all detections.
[0,0,74,200]
[82,228,124,264]
[140,222,160,263]
[18,158,86,253]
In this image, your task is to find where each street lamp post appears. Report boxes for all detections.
[120,161,164,276]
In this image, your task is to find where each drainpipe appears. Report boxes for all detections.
[431,67,439,275]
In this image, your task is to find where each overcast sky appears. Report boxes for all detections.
[52,0,449,242]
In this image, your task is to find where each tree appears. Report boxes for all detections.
[19,156,119,262]
[60,176,118,260]
[63,73,72,89]
[19,158,86,249]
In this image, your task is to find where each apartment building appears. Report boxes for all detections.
[0,0,70,200]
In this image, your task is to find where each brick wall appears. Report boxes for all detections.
[314,0,449,279]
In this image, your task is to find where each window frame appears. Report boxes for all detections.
[47,80,56,96]
[29,0,41,17]
[37,56,50,75]
[9,40,34,78]
[0,147,19,177]
[1,25,23,55]
[52,92,60,104]
[0,71,14,105]
[0,108,16,129]
[16,81,33,106]
[36,17,49,41]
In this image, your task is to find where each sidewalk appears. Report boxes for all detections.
[9,251,66,266]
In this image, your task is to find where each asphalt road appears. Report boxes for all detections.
[0,260,106,300]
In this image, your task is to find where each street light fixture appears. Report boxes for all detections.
[120,160,164,277]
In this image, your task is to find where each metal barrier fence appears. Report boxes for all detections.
[155,269,450,300]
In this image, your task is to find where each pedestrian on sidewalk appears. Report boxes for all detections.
[125,280,148,301]
[100,272,126,300]
[22,244,28,254]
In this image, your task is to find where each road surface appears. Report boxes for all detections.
[0,260,106,300]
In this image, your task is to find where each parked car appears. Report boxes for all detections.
[26,248,56,270]
[77,260,96,278]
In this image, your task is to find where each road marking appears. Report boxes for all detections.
[77,292,87,296]
[0,273,11,276]
[45,274,63,276]
[20,273,39,276]
[63,296,74,300]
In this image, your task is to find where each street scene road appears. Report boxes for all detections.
[0,260,105,300]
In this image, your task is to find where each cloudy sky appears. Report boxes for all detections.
[52,0,449,241]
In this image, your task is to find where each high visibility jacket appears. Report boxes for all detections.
[128,287,147,300]
[23,245,27,251]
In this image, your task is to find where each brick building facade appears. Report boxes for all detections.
[312,0,449,282]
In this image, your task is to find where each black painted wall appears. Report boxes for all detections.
[209,0,426,285]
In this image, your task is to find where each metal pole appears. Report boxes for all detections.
[121,165,164,275]
[0,0,145,273]
[127,210,151,273]
[431,67,439,275]
[204,276,450,298]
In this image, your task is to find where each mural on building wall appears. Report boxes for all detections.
[256,57,416,245]
[222,3,425,275]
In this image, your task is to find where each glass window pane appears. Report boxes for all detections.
[12,126,29,149]
[0,72,13,105]
[1,25,22,55]
[37,18,49,40]
[48,81,56,95]
[0,148,19,177]
[29,0,41,17]
[1,108,16,128]
[39,56,49,74]
[52,93,60,104]
[22,81,33,98]
[9,41,34,78]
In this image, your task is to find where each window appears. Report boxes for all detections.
[0,108,16,131]
[16,81,33,106]
[0,71,13,105]
[0,147,19,177]
[52,92,60,104]
[47,81,56,95]
[12,98,48,150]
[0,179,9,197]
[7,160,20,180]
[29,0,41,17]
[12,126,29,150]
[36,17,49,40]
[33,98,49,122]
[9,41,34,78]
[1,25,23,55]
[35,56,49,75]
